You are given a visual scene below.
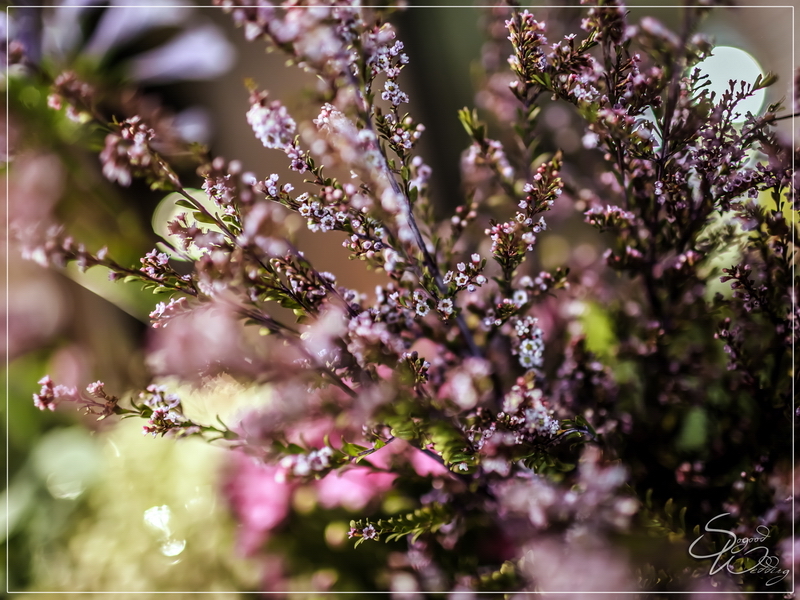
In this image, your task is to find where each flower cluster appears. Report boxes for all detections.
[149,297,189,328]
[498,381,559,440]
[33,376,117,420]
[46,70,95,122]
[442,254,487,293]
[278,447,335,479]
[247,91,296,150]
[584,204,637,231]
[99,116,176,188]
[139,386,191,437]
[511,316,545,370]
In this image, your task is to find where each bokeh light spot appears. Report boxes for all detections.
[695,46,766,121]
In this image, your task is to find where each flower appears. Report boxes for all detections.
[415,302,431,317]
[99,116,163,187]
[247,92,296,150]
[224,452,292,555]
[437,298,454,316]
[361,523,377,540]
[316,468,396,512]
[512,289,529,307]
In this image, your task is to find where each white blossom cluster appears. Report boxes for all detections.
[278,446,335,479]
[500,384,559,439]
[247,96,297,150]
[513,316,545,370]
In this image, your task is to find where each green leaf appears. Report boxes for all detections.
[175,199,196,210]
[752,71,778,91]
[192,211,218,225]
[279,297,302,310]
[389,427,417,440]
[340,439,368,457]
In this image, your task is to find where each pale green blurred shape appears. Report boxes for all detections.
[676,406,709,453]
[577,302,617,358]
[695,46,766,121]
[20,419,262,597]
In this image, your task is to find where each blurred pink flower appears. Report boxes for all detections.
[521,538,636,596]
[407,447,451,477]
[147,303,261,381]
[315,467,396,512]
[223,452,293,555]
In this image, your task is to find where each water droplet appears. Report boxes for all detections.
[160,537,186,557]
[143,505,172,536]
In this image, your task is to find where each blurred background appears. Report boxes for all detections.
[3,0,797,595]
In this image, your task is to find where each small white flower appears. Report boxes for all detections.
[293,456,311,476]
[512,289,529,307]
[455,273,469,287]
[519,338,542,356]
[582,131,599,149]
[437,298,454,316]
[415,302,430,317]
[362,524,377,539]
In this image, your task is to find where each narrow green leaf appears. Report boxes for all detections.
[192,211,218,225]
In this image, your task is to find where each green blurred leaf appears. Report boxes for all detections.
[676,407,708,452]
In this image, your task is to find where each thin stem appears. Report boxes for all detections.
[320,365,359,399]
[284,239,359,319]
[105,259,197,296]
[366,117,482,358]
[353,436,396,460]
[765,111,800,123]
[237,305,296,335]
[236,305,359,398]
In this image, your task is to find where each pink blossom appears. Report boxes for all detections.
[146,304,261,380]
[223,453,293,555]
[407,447,451,477]
[315,467,396,512]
